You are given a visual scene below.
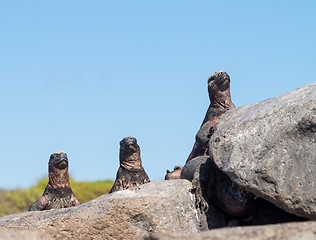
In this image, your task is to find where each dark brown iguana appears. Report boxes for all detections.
[181,71,255,222]
[109,137,150,193]
[186,70,235,162]
[182,71,307,227]
[29,151,80,211]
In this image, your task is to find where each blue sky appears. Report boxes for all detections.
[0,1,315,189]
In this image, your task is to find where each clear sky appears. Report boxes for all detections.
[0,1,315,189]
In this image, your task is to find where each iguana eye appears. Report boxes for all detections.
[208,76,214,83]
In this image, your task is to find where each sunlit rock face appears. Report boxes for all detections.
[0,180,204,240]
[209,82,316,220]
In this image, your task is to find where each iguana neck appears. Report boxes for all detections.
[120,151,142,171]
[47,166,70,188]
[209,87,234,111]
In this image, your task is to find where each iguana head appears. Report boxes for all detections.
[49,151,68,170]
[208,71,234,109]
[165,165,183,180]
[119,136,142,171]
[48,151,70,188]
[120,137,139,154]
[208,70,230,91]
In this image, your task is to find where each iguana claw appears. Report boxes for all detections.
[195,194,209,213]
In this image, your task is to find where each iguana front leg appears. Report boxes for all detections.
[70,194,81,207]
[191,159,211,213]
[109,168,126,193]
[29,195,49,211]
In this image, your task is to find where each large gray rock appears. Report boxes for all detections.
[209,82,316,219]
[141,221,316,240]
[0,180,203,240]
[0,228,54,240]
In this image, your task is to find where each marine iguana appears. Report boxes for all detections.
[165,165,182,180]
[181,71,255,222]
[182,71,307,227]
[186,70,235,162]
[109,137,150,193]
[29,151,80,211]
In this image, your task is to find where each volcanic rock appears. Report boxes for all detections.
[209,82,316,219]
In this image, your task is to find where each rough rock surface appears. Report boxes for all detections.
[0,180,203,240]
[140,221,316,240]
[0,228,54,240]
[181,156,209,182]
[209,82,316,219]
